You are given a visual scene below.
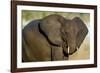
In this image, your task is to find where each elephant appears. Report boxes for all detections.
[22,14,88,62]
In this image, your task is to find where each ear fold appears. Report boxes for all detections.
[39,15,63,46]
[73,17,88,48]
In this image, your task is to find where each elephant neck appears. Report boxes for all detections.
[38,23,61,47]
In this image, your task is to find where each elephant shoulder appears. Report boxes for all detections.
[23,19,41,30]
[22,19,42,39]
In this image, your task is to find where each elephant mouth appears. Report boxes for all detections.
[63,47,77,57]
[62,43,78,56]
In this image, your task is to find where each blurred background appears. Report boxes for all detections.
[22,10,90,60]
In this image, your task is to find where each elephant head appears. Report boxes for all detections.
[39,14,88,57]
[61,17,88,55]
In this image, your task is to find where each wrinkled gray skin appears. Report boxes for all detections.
[22,14,88,62]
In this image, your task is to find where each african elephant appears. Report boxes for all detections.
[22,14,88,62]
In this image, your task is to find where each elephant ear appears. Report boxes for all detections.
[39,15,63,46]
[73,17,88,48]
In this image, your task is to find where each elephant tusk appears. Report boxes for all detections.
[68,47,70,54]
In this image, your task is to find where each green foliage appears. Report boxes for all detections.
[22,10,90,27]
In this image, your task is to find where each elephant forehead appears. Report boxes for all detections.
[64,21,79,32]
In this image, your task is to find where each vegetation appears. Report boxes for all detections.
[22,10,90,27]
